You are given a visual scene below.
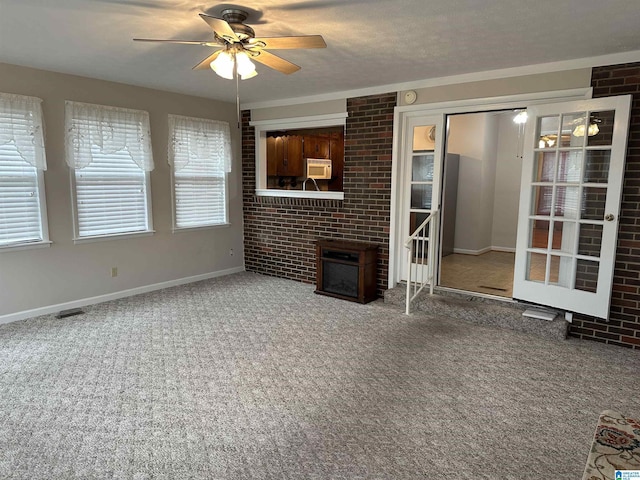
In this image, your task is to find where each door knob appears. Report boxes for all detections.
[605,213,615,221]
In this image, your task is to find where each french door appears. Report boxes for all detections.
[400,114,445,281]
[513,95,631,319]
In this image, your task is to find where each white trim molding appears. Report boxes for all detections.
[255,189,344,200]
[0,266,246,326]
[252,113,347,198]
[242,49,640,110]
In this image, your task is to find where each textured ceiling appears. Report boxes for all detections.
[1,0,639,106]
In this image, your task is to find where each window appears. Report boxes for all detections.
[0,93,49,249]
[251,113,347,200]
[65,101,154,240]
[168,114,231,230]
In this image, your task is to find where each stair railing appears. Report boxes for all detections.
[404,209,439,315]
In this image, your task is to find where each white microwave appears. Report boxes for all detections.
[306,158,332,179]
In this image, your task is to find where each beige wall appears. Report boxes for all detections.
[250,99,346,121]
[399,68,592,106]
[448,113,499,254]
[0,62,244,319]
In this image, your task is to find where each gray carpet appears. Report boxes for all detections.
[1,272,639,479]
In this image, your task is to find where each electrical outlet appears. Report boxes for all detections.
[229,249,234,256]
[111,267,118,277]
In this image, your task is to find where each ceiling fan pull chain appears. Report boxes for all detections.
[234,52,241,128]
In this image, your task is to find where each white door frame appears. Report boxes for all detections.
[389,87,592,289]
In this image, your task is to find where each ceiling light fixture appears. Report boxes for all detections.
[513,111,528,124]
[573,121,600,137]
[209,48,258,127]
[210,50,257,80]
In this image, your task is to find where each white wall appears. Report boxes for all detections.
[447,113,498,254]
[0,62,245,320]
[447,111,524,254]
[491,112,524,250]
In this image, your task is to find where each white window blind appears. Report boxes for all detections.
[74,147,149,237]
[0,93,48,248]
[66,102,154,239]
[169,115,231,229]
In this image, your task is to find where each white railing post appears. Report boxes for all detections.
[405,240,412,315]
[404,209,439,315]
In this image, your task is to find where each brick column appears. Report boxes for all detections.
[569,63,640,349]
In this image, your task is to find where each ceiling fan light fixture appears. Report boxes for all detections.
[210,51,235,79]
[235,51,257,80]
[573,122,600,137]
[513,111,528,124]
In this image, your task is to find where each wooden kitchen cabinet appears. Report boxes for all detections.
[266,135,304,177]
[303,135,330,159]
[266,136,281,176]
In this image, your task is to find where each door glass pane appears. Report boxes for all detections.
[551,221,576,254]
[532,186,553,216]
[557,151,582,183]
[412,125,436,151]
[587,110,615,147]
[581,187,606,220]
[575,259,599,293]
[578,224,603,258]
[411,184,432,209]
[412,154,434,181]
[536,116,559,147]
[549,255,571,288]
[530,219,549,249]
[534,152,556,182]
[527,252,547,282]
[561,112,587,147]
[409,212,431,236]
[583,150,611,183]
[555,186,579,219]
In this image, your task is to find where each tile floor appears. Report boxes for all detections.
[440,251,515,297]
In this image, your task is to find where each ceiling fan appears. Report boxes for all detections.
[133,8,326,79]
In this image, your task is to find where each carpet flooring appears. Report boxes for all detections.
[1,272,639,479]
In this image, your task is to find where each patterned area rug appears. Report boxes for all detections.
[582,410,640,479]
[1,272,640,479]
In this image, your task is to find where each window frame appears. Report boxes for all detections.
[66,102,155,244]
[168,115,231,232]
[0,94,51,252]
[250,113,347,200]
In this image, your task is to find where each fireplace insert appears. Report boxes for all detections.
[315,239,378,303]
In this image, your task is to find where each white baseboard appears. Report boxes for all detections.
[0,266,246,326]
[491,246,516,253]
[452,246,516,255]
[453,246,492,256]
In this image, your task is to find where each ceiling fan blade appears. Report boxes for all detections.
[275,0,355,10]
[193,50,223,70]
[252,50,300,75]
[133,38,221,47]
[249,35,326,50]
[199,14,239,43]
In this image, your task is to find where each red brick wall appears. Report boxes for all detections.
[569,62,640,349]
[242,93,396,296]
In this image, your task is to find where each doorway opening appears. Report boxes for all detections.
[439,109,525,298]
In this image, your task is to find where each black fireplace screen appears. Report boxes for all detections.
[322,260,359,298]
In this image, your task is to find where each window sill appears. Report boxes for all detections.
[0,240,52,253]
[255,189,344,200]
[73,230,155,245]
[172,223,230,233]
